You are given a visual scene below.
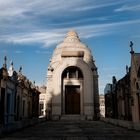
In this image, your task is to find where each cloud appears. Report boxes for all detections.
[0,50,7,53]
[0,30,65,48]
[132,35,140,38]
[0,19,140,47]
[0,0,128,20]
[71,19,140,39]
[0,0,140,48]
[0,0,90,18]
[0,0,137,30]
[73,1,127,11]
[14,50,23,54]
[114,4,140,12]
[48,16,110,27]
[35,50,51,54]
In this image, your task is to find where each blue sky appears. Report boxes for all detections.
[0,0,140,94]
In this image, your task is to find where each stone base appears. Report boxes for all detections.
[0,118,46,135]
[100,117,140,130]
[60,115,86,121]
[52,115,95,121]
[86,115,93,121]
[52,115,60,121]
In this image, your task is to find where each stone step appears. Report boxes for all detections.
[60,115,86,121]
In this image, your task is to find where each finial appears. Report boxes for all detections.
[8,60,14,76]
[48,65,54,71]
[19,66,22,73]
[10,60,13,66]
[130,41,134,54]
[112,76,117,84]
[64,30,80,42]
[4,56,7,62]
[3,56,7,69]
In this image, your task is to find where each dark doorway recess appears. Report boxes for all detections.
[65,85,80,114]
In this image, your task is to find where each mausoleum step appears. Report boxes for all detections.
[60,115,85,121]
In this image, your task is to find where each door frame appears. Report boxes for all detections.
[65,85,80,114]
[62,79,83,115]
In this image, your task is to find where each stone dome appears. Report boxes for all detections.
[64,30,80,42]
[50,30,95,68]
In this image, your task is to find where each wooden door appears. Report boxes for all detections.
[65,86,80,114]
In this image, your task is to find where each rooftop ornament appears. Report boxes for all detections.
[130,41,134,54]
[3,56,7,69]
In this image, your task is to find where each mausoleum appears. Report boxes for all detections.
[46,30,99,120]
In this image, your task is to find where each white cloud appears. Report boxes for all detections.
[0,0,128,19]
[14,50,22,54]
[73,1,126,11]
[0,31,64,47]
[0,19,140,47]
[114,4,140,12]
[0,0,87,18]
[0,0,140,48]
[0,0,30,17]
[0,50,7,53]
[132,35,140,38]
[35,50,51,54]
[74,19,140,39]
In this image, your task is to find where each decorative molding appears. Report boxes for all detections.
[61,51,84,57]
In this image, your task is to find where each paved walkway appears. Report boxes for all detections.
[1,121,140,140]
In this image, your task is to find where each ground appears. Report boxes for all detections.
[1,120,140,140]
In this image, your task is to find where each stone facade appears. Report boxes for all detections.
[0,60,17,124]
[39,86,47,117]
[0,57,40,125]
[130,49,140,122]
[99,94,105,117]
[104,43,140,123]
[116,72,132,121]
[46,30,99,120]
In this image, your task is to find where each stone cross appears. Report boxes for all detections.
[130,41,134,53]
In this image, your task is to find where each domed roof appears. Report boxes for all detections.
[50,30,95,68]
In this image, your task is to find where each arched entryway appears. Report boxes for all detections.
[62,66,83,115]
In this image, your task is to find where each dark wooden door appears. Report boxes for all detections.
[65,86,80,114]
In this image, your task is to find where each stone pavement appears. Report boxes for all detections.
[1,120,140,140]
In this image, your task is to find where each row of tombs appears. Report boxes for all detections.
[0,57,40,125]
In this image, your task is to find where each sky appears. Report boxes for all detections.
[0,0,140,94]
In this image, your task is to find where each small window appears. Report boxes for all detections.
[62,66,83,79]
[69,67,76,78]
